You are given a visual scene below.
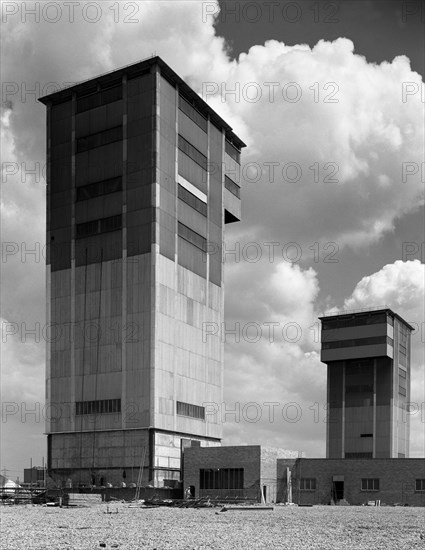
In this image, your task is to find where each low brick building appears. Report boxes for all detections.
[278,458,425,506]
[183,445,302,502]
[184,446,425,505]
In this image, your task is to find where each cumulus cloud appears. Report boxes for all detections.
[342,259,424,313]
[201,37,424,250]
[222,261,326,456]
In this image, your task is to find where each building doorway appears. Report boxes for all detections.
[332,481,344,502]
[332,475,345,503]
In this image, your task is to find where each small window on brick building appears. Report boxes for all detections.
[300,478,316,491]
[361,478,379,491]
[415,479,425,492]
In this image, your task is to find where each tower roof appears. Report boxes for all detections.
[38,55,246,150]
[319,307,415,332]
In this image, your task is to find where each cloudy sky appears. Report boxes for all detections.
[1,0,424,478]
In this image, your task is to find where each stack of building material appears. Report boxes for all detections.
[67,493,102,507]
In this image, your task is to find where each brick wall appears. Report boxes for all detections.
[184,446,301,502]
[277,458,425,506]
[184,445,261,500]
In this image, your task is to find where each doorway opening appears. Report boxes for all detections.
[332,481,344,502]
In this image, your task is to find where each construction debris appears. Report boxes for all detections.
[218,505,274,512]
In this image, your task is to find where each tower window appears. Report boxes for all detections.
[177,222,207,252]
[179,95,207,133]
[76,399,121,415]
[76,126,122,153]
[225,176,241,198]
[76,214,122,238]
[322,336,388,350]
[178,135,208,171]
[176,401,205,420]
[77,177,122,201]
[77,83,122,113]
[225,139,241,164]
[178,184,207,217]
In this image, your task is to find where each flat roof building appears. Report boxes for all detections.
[276,457,425,506]
[39,56,246,487]
[184,445,303,503]
[183,450,425,506]
[319,308,414,459]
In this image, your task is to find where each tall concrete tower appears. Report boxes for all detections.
[319,308,413,459]
[39,57,245,487]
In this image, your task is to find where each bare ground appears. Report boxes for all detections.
[1,503,424,549]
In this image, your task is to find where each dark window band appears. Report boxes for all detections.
[76,214,122,238]
[225,139,241,164]
[77,84,122,113]
[176,400,205,420]
[76,399,121,415]
[322,335,392,350]
[178,135,207,171]
[77,177,122,201]
[77,126,122,153]
[178,184,207,216]
[179,95,207,133]
[178,222,207,252]
[225,176,241,198]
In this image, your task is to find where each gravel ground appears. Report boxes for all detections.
[1,503,424,550]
